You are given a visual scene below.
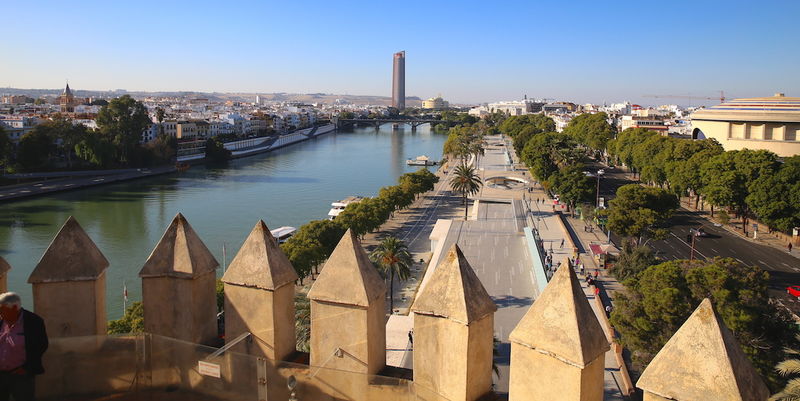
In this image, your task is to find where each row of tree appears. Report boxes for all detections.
[280,169,438,284]
[607,127,800,233]
[500,115,597,211]
[0,95,176,173]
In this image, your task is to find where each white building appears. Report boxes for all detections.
[487,99,545,116]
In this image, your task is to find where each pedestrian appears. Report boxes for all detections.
[594,286,600,297]
[560,239,565,248]
[594,270,599,279]
[408,329,413,346]
[0,292,48,401]
[605,304,612,318]
[587,277,594,287]
[790,243,794,253]
[580,263,585,276]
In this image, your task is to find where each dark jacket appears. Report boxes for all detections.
[6,309,49,375]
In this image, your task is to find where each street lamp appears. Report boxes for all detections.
[595,169,605,207]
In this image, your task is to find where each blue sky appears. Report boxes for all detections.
[1,0,798,105]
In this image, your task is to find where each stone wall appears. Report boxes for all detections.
[16,216,771,401]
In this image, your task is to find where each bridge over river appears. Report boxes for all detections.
[336,118,460,130]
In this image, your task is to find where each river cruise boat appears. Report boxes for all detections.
[270,226,297,244]
[327,196,364,220]
[406,155,437,166]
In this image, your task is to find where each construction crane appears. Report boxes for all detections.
[642,91,727,104]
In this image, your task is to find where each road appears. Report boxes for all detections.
[590,161,800,315]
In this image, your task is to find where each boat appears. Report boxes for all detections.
[406,155,438,166]
[327,196,364,220]
[270,226,297,244]
[175,162,191,172]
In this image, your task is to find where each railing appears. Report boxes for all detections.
[38,333,451,401]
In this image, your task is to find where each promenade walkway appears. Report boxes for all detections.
[370,134,630,398]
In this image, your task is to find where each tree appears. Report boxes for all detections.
[33,116,87,168]
[701,149,779,223]
[16,128,56,171]
[747,156,800,233]
[107,302,144,334]
[609,242,657,281]
[521,132,583,182]
[204,138,231,162]
[607,184,678,244]
[75,130,115,168]
[280,236,323,284]
[216,279,224,312]
[771,336,800,400]
[295,293,311,352]
[665,142,723,204]
[450,164,483,219]
[562,112,615,152]
[96,95,151,165]
[607,128,658,173]
[611,258,798,389]
[0,126,11,172]
[296,219,346,259]
[370,236,413,313]
[548,165,593,211]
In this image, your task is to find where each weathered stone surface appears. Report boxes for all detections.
[411,244,496,325]
[307,229,385,306]
[509,259,609,368]
[28,216,108,283]
[637,298,770,401]
[139,213,218,278]
[222,220,298,290]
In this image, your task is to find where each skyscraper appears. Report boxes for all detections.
[392,51,405,110]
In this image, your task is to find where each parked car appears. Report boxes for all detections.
[788,286,800,298]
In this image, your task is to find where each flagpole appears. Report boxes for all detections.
[123,280,128,314]
[223,242,227,271]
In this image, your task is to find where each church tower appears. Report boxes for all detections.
[60,82,75,113]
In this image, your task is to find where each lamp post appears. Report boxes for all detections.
[595,169,605,207]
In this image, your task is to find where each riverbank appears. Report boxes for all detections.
[0,165,178,202]
[0,124,337,203]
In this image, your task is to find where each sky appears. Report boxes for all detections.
[1,0,799,105]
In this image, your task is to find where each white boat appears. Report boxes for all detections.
[270,226,297,244]
[406,155,437,166]
[327,196,363,220]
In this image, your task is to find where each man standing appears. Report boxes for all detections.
[0,292,48,401]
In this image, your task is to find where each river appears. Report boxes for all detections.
[0,125,447,318]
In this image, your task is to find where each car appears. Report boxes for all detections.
[788,286,800,298]
[689,227,707,237]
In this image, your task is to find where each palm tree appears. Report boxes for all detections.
[450,164,483,220]
[771,336,800,400]
[369,236,413,313]
[295,293,311,352]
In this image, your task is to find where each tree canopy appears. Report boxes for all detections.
[611,258,798,389]
[96,95,151,165]
[562,112,615,151]
[607,184,678,243]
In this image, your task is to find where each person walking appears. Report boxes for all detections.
[605,304,612,318]
[408,329,414,347]
[790,242,794,253]
[0,292,48,401]
[594,270,599,279]
[579,263,585,276]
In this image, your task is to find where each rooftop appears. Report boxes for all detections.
[692,93,800,122]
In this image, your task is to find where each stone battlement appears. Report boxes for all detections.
[0,215,770,401]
